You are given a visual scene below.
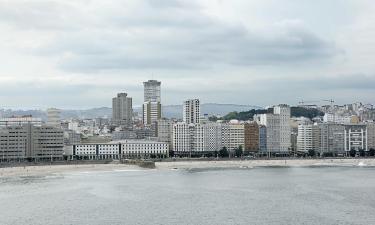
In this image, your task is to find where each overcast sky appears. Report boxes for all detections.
[0,0,374,109]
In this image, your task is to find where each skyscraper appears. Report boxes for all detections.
[183,99,200,124]
[112,93,133,128]
[143,80,161,125]
[143,80,161,102]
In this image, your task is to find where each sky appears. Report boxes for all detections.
[0,0,374,109]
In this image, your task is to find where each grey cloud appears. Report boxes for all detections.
[0,0,339,72]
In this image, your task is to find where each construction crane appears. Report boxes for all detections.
[322,99,335,106]
[298,100,320,106]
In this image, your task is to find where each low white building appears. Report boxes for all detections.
[70,140,169,159]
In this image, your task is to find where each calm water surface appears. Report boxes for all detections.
[0,167,375,225]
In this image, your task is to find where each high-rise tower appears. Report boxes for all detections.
[112,93,133,128]
[143,80,161,125]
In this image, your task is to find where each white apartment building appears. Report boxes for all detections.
[173,122,222,155]
[173,122,191,153]
[72,140,169,159]
[297,124,313,153]
[274,105,291,152]
[323,113,352,124]
[254,104,291,153]
[221,121,245,151]
[183,99,200,124]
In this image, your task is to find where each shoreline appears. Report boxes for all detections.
[0,158,374,178]
[155,158,375,170]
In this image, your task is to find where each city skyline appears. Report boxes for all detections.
[0,0,374,108]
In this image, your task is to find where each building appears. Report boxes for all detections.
[111,130,137,141]
[0,115,42,127]
[173,122,191,154]
[183,99,200,124]
[0,124,64,161]
[323,113,352,124]
[259,125,267,152]
[112,93,133,128]
[344,124,367,152]
[47,108,61,127]
[70,140,169,160]
[244,122,259,152]
[156,119,174,150]
[254,104,291,154]
[172,122,222,156]
[274,105,291,152]
[297,124,313,153]
[318,123,345,156]
[143,80,161,102]
[224,121,245,152]
[367,123,375,150]
[64,130,81,145]
[143,101,161,125]
[143,80,162,125]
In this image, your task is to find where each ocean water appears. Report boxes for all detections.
[0,167,375,225]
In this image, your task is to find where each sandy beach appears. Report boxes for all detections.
[0,158,374,177]
[0,163,142,178]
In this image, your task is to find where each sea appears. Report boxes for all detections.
[0,166,374,225]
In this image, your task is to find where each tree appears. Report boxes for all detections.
[219,147,229,158]
[349,149,357,157]
[235,145,243,158]
[359,148,366,157]
[308,149,316,157]
[369,148,375,157]
[169,150,175,158]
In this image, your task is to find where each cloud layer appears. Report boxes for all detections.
[0,0,374,108]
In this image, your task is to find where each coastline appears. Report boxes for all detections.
[0,158,374,178]
[155,158,375,170]
[0,163,142,178]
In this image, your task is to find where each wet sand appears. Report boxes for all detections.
[1,158,374,177]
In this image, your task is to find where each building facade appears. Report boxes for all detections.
[344,124,367,152]
[112,93,133,128]
[244,122,259,152]
[297,124,312,153]
[183,99,200,124]
[143,80,161,102]
[156,119,174,150]
[0,124,64,161]
[173,122,222,155]
[71,140,169,159]
[143,101,161,125]
[367,123,375,150]
[318,123,345,155]
[143,80,162,125]
[254,104,291,154]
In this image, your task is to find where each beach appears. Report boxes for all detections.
[0,163,142,178]
[0,158,374,178]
